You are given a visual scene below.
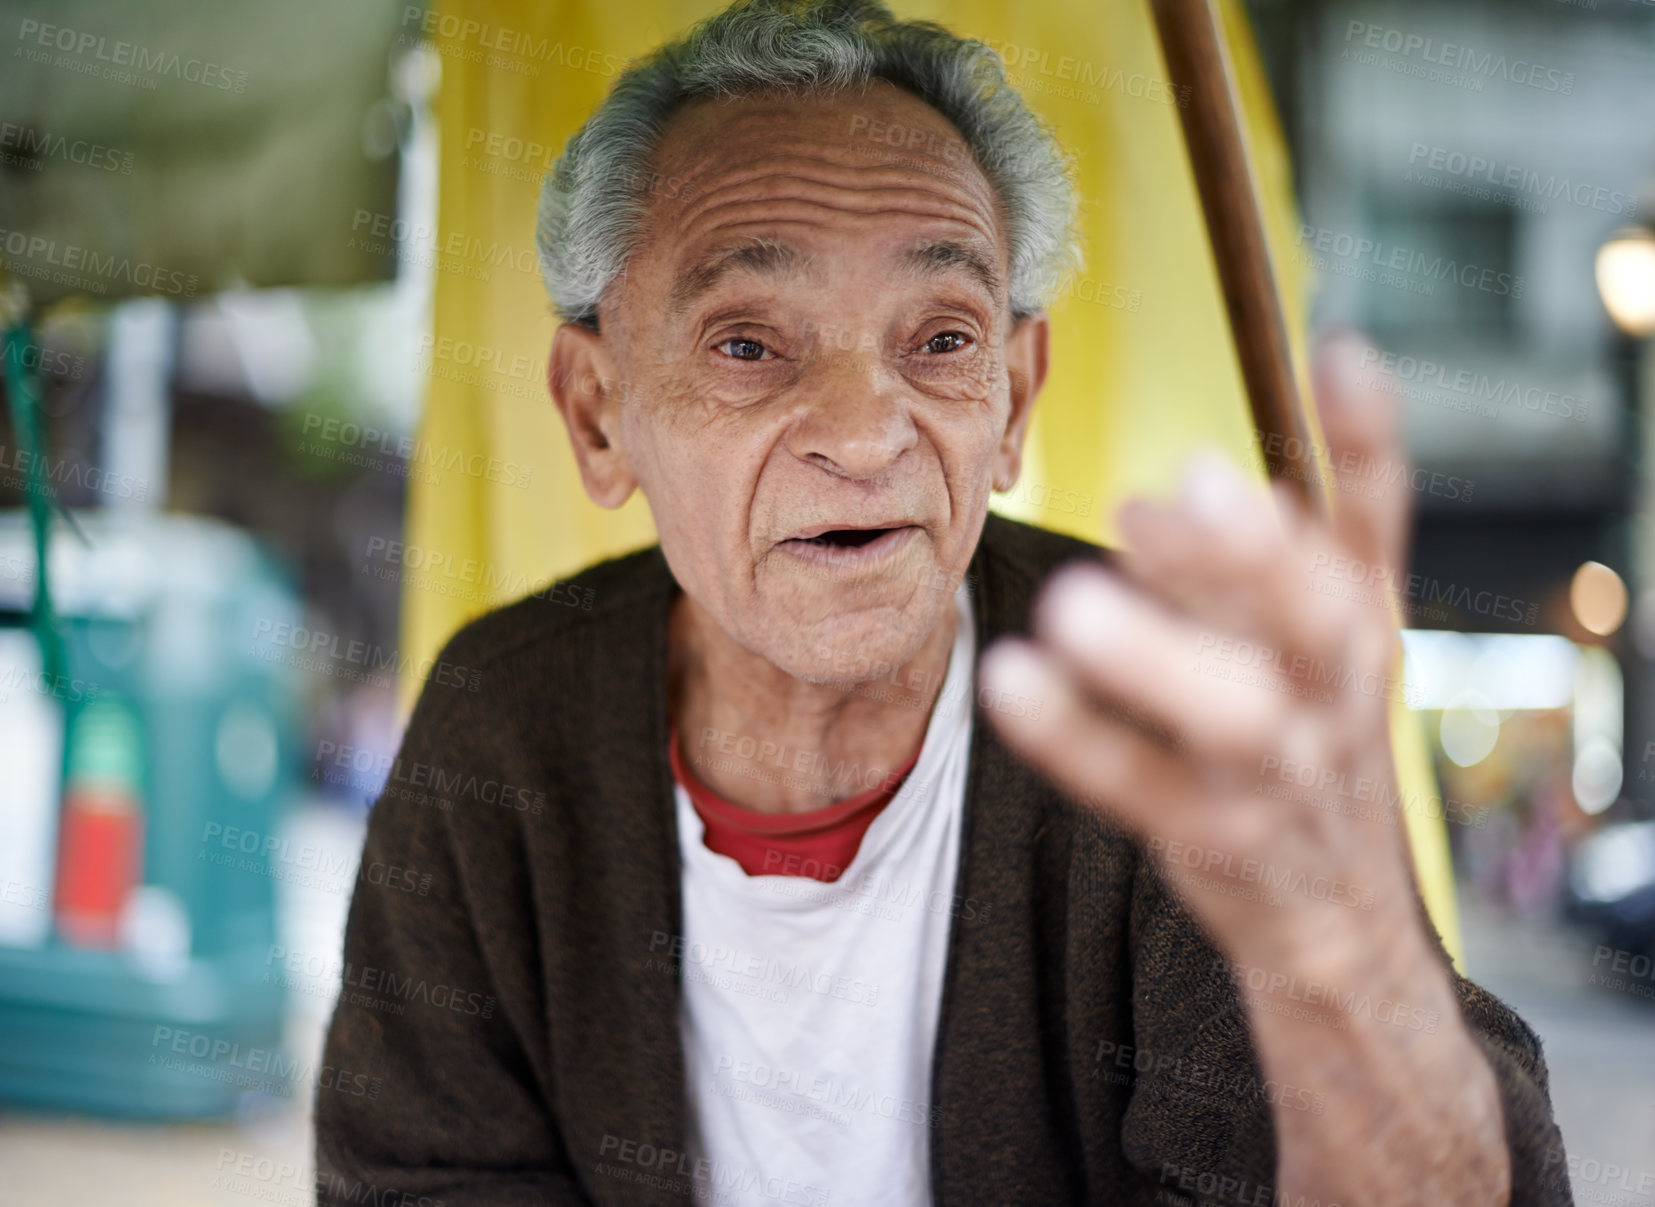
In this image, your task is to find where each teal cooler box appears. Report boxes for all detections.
[0,511,303,1118]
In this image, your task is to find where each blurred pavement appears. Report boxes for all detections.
[1460,892,1655,1202]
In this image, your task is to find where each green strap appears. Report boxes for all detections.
[3,322,66,688]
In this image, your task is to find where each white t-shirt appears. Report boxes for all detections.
[673,582,977,1207]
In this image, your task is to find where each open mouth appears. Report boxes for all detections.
[778,524,917,565]
[801,527,897,549]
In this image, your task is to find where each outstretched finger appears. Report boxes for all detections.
[1310,329,1413,592]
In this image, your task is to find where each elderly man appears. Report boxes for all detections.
[317,1,1570,1203]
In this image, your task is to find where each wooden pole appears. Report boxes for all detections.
[1149,0,1327,519]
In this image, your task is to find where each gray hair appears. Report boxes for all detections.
[535,0,1081,327]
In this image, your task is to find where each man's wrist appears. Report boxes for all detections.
[1213,842,1437,996]
[1232,906,1511,1207]
[1247,895,1454,1035]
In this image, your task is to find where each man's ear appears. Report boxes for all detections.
[994,310,1050,492]
[548,322,637,509]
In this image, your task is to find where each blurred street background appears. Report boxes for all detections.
[2,0,1653,1202]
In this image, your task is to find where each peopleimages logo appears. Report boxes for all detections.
[0,122,134,173]
[15,18,250,92]
[1355,347,1589,423]
[1309,551,1540,627]
[1406,143,1636,218]
[974,37,1190,108]
[1295,224,1521,299]
[1342,22,1575,94]
[1146,836,1377,911]
[398,6,626,78]
[348,209,546,281]
[1092,1039,1326,1116]
[1158,1161,1343,1207]
[300,412,534,487]
[0,442,149,501]
[249,617,479,693]
[713,1054,940,1128]
[1219,958,1441,1033]
[596,1134,830,1207]
[647,930,880,1008]
[0,228,198,297]
[264,946,496,1018]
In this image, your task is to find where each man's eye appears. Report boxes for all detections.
[922,332,969,354]
[716,338,770,361]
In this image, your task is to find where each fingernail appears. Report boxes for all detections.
[979,640,1056,702]
[1043,569,1128,654]
[1182,450,1251,526]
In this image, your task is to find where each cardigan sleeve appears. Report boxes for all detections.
[1117,861,1575,1207]
[313,672,596,1207]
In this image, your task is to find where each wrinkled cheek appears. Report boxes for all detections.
[939,408,1012,492]
[918,371,1000,406]
[620,390,693,490]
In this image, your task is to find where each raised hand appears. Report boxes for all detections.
[978,331,1512,1206]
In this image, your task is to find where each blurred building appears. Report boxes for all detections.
[1254,0,1655,821]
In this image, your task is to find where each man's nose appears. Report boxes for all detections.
[783,350,918,481]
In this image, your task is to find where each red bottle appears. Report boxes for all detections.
[54,699,145,948]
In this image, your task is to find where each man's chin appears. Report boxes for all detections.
[752,601,952,692]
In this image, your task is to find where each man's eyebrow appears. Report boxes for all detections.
[899,240,1002,302]
[668,238,815,316]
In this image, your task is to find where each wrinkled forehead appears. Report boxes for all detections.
[634,80,1011,288]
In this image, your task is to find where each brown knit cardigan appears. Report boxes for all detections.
[316,514,1573,1206]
